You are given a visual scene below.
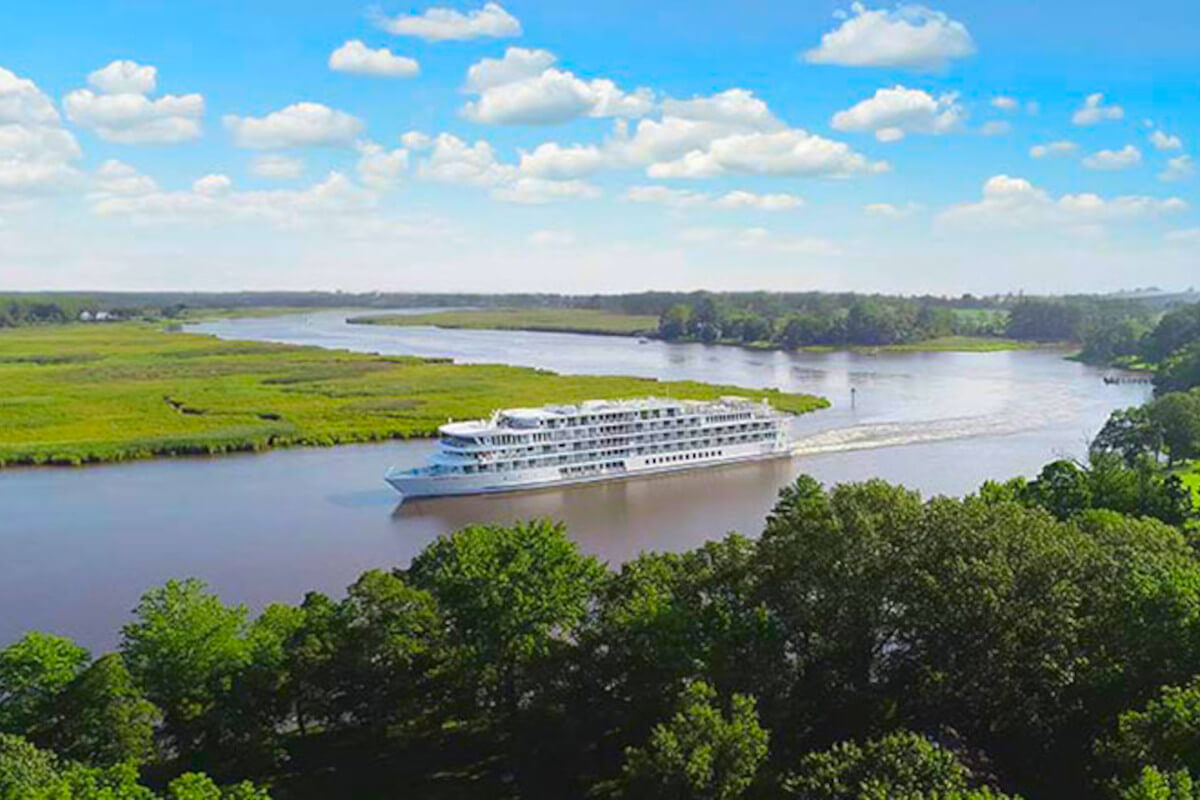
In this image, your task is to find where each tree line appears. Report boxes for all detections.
[2,447,1200,799]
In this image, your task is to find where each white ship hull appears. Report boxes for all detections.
[387,439,789,501]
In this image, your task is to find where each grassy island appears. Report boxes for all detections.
[349,309,1050,354]
[0,323,827,467]
[349,307,659,336]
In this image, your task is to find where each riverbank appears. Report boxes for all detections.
[0,323,827,467]
[348,309,1054,354]
[349,308,659,336]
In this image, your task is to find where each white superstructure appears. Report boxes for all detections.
[385,396,792,501]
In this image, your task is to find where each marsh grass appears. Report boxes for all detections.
[0,323,826,467]
[348,308,660,336]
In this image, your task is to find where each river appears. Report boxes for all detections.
[1,311,1151,650]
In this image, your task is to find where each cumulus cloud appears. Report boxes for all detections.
[831,86,964,142]
[63,60,203,144]
[1165,227,1200,244]
[1029,140,1077,159]
[250,154,304,180]
[91,160,157,196]
[416,133,516,186]
[460,51,654,125]
[517,142,606,179]
[991,95,1018,112]
[660,89,780,129]
[979,120,1011,136]
[465,47,556,92]
[1149,129,1183,152]
[646,128,888,179]
[624,185,801,211]
[0,66,82,192]
[938,174,1186,233]
[714,190,803,210]
[192,173,232,196]
[1159,155,1195,183]
[90,170,379,229]
[493,177,600,204]
[804,2,975,71]
[223,102,364,149]
[328,40,419,78]
[1071,93,1123,126]
[1082,144,1141,171]
[87,60,157,95]
[355,140,409,188]
[371,2,520,41]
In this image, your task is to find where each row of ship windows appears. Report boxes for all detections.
[560,461,626,477]
[648,450,722,466]
[452,420,771,448]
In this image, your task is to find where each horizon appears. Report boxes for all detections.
[1,0,1198,294]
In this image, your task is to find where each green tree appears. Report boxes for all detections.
[0,632,90,738]
[44,653,159,767]
[1103,678,1200,781]
[1120,767,1200,800]
[1147,392,1200,464]
[782,730,1015,800]
[659,305,692,341]
[1094,406,1164,465]
[1156,343,1200,394]
[120,579,249,759]
[615,680,768,800]
[1024,459,1093,519]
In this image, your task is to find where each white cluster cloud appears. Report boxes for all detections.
[91,168,381,230]
[1159,155,1195,183]
[1149,129,1183,152]
[250,154,304,180]
[979,120,1011,136]
[805,2,975,71]
[991,96,1018,112]
[1082,144,1141,171]
[1030,140,1078,159]
[371,2,520,41]
[0,67,82,193]
[328,40,419,78]
[625,185,802,211]
[498,88,886,182]
[355,141,409,188]
[414,132,599,204]
[63,60,203,144]
[91,159,157,196]
[224,102,364,149]
[461,48,653,125]
[939,174,1186,234]
[1071,93,1123,126]
[493,177,600,204]
[831,86,964,142]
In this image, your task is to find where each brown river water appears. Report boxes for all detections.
[0,311,1151,649]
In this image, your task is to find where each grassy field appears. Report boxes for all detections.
[0,323,827,467]
[349,308,660,336]
[1179,462,1200,507]
[868,335,1048,353]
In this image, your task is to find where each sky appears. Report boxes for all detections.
[0,0,1197,295]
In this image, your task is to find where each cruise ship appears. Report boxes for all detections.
[385,396,792,500]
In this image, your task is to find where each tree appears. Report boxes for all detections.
[1147,392,1200,464]
[1093,406,1163,465]
[120,579,250,759]
[44,653,160,767]
[614,680,768,800]
[1024,459,1093,519]
[782,730,1015,800]
[1120,767,1200,800]
[1156,343,1200,394]
[0,632,90,738]
[659,305,692,341]
[1103,678,1200,781]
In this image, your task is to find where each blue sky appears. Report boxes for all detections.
[0,0,1197,293]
